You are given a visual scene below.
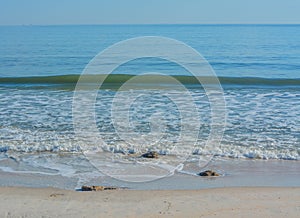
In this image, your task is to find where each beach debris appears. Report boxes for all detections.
[81,185,118,191]
[49,193,64,197]
[141,151,159,158]
[198,170,220,177]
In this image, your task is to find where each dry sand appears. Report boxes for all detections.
[0,187,299,217]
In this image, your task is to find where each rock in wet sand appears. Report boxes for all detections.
[81,186,117,191]
[198,170,220,177]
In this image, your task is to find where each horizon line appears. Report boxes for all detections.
[1,23,300,27]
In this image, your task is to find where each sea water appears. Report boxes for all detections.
[0,25,299,188]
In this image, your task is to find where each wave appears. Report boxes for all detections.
[0,144,298,161]
[0,74,300,87]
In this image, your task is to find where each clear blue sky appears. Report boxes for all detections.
[1,0,300,25]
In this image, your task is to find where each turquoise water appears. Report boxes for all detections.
[0,25,299,185]
[1,25,300,78]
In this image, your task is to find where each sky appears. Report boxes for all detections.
[0,0,300,25]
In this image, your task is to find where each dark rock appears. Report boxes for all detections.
[198,170,220,177]
[141,151,159,158]
[81,185,117,191]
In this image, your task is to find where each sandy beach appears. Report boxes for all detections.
[0,186,299,217]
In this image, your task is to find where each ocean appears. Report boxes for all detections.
[0,25,299,188]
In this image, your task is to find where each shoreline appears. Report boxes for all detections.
[0,157,299,190]
[0,186,299,217]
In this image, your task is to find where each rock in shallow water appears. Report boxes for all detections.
[141,151,159,158]
[198,170,220,177]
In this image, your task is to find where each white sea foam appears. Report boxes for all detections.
[0,88,299,161]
